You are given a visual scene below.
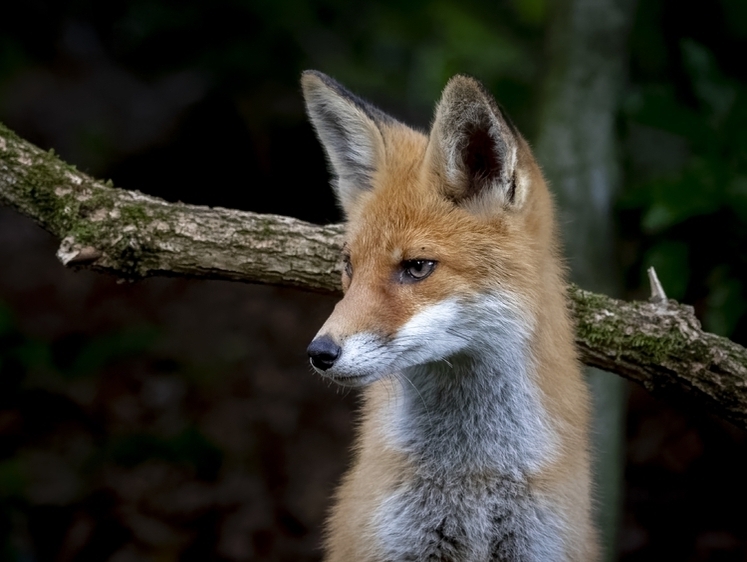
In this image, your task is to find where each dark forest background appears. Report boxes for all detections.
[1,0,747,560]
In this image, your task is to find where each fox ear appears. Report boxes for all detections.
[301,70,389,215]
[427,75,522,209]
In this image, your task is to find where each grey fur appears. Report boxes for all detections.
[369,295,564,561]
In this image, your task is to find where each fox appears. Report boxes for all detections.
[301,70,598,561]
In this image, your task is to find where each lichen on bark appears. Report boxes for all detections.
[569,285,747,428]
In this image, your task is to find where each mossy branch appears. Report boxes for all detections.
[2,121,747,429]
[0,122,343,293]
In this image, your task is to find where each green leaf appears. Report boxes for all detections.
[681,39,736,122]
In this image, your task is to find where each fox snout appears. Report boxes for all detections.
[307,335,341,371]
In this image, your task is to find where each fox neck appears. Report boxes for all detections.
[381,308,555,479]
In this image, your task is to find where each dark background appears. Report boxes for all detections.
[1,0,747,560]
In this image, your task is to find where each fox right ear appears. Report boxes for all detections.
[426,75,524,210]
[301,70,389,215]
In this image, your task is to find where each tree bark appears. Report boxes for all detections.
[0,122,344,293]
[2,121,747,432]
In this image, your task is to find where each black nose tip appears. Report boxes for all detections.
[307,336,341,371]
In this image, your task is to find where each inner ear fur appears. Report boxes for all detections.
[426,75,522,209]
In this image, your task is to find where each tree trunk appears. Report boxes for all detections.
[535,0,638,558]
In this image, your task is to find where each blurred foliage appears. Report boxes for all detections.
[0,301,225,559]
[101,0,543,124]
[620,0,747,342]
[105,429,223,480]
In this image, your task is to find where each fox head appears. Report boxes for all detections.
[302,70,556,386]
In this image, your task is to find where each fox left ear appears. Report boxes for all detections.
[426,75,524,209]
[301,70,390,216]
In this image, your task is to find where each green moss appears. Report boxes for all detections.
[119,203,151,224]
[574,296,690,365]
[250,217,278,240]
[1,121,118,243]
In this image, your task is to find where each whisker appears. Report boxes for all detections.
[395,370,436,434]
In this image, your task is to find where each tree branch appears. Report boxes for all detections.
[2,121,747,429]
[0,122,344,293]
[570,287,747,429]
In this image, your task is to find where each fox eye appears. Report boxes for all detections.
[401,259,437,282]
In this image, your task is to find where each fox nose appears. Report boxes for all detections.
[307,336,341,371]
